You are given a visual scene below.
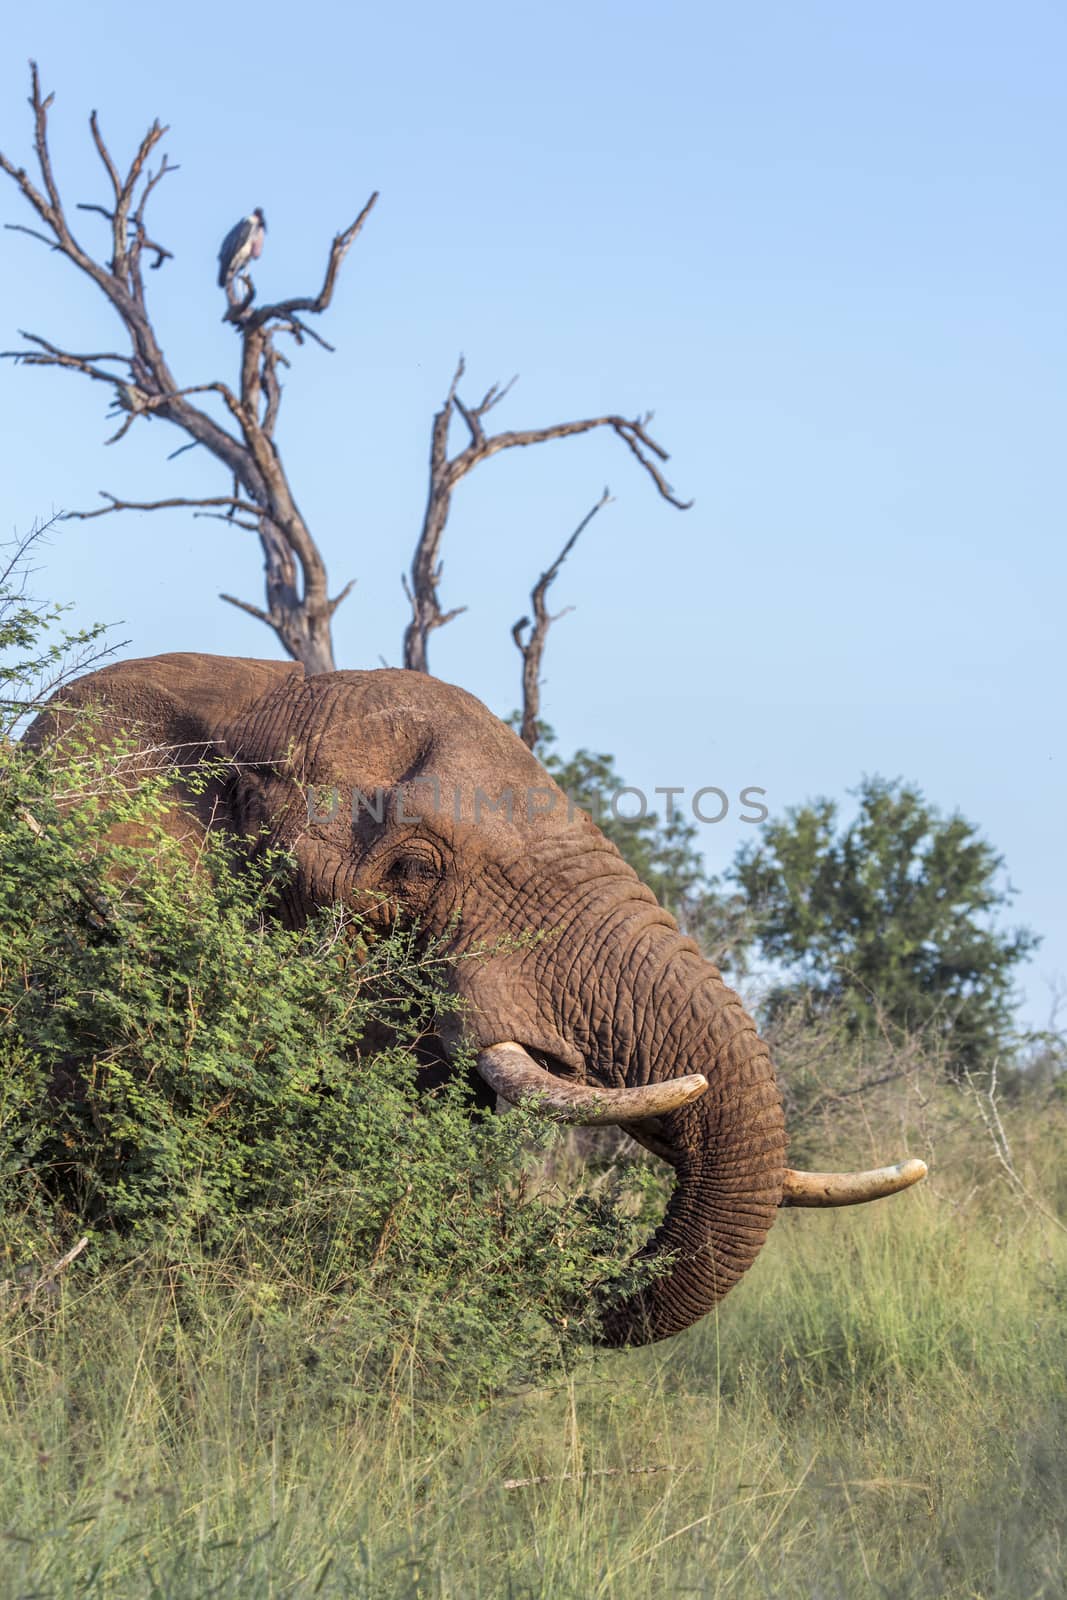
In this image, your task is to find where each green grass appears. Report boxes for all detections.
[1,1093,1064,1599]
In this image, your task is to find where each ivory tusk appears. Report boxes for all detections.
[475,1041,708,1125]
[780,1158,928,1207]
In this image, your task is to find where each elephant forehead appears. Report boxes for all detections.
[229,671,423,775]
[310,704,439,784]
[233,668,546,790]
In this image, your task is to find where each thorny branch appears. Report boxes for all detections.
[963,1063,1067,1236]
[512,488,613,750]
[0,63,370,672]
[0,516,122,737]
[403,357,691,673]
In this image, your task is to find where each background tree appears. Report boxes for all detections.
[0,65,689,677]
[732,775,1038,1069]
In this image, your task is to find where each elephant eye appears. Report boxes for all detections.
[385,849,440,893]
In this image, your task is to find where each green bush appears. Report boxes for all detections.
[0,547,655,1396]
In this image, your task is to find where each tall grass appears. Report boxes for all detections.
[1,1083,1063,1598]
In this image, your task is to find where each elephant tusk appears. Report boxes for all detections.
[780,1158,928,1207]
[474,1041,708,1125]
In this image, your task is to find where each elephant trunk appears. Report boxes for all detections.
[460,891,788,1345]
[482,893,791,1345]
[599,969,787,1345]
[462,870,924,1346]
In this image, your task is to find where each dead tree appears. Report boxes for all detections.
[0,64,373,673]
[512,489,613,750]
[403,357,691,673]
[2,66,691,682]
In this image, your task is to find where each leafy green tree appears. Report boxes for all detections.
[732,775,1038,1069]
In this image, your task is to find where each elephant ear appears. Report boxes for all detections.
[26,653,306,846]
[27,652,305,757]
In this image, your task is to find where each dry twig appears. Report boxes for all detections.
[4,1237,89,1313]
[503,1464,670,1490]
[512,489,613,749]
[963,1062,1067,1235]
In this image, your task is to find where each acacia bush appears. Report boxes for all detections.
[0,564,656,1395]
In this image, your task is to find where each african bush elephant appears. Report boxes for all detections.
[31,653,925,1346]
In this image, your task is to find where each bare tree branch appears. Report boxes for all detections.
[29,63,64,221]
[241,192,379,330]
[9,334,130,365]
[65,492,265,522]
[513,490,613,749]
[403,361,690,673]
[328,577,357,616]
[197,513,263,533]
[219,592,272,625]
[4,222,61,249]
[403,358,468,672]
[0,64,373,673]
[88,108,122,204]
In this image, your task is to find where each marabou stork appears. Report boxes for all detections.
[217,208,267,288]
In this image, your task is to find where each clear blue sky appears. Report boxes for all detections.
[2,2,1063,1029]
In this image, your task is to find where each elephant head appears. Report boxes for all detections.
[31,652,925,1346]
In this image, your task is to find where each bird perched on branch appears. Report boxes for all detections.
[217,208,267,288]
